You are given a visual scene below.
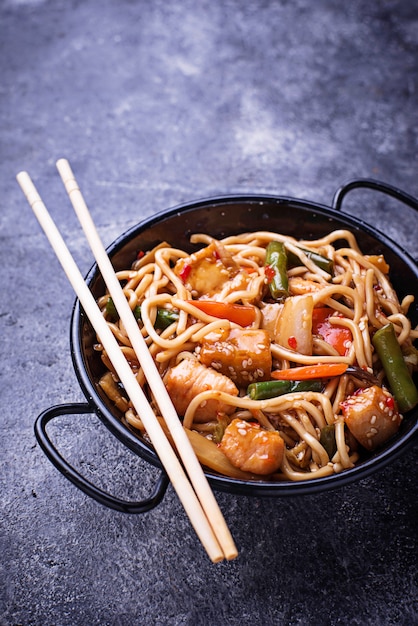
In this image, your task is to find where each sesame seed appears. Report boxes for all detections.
[370,415,377,424]
[238,428,248,436]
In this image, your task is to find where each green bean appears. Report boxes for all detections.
[320,424,337,459]
[287,247,333,274]
[105,297,119,320]
[265,241,289,300]
[372,323,418,413]
[105,298,179,330]
[247,379,322,400]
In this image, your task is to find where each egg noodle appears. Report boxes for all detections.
[95,229,418,482]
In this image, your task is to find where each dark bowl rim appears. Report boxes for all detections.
[70,192,418,497]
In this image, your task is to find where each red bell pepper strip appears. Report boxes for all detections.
[186,300,256,326]
[271,363,348,380]
[312,307,352,356]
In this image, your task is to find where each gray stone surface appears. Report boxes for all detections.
[1,1,417,624]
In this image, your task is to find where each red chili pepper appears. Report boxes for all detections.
[136,250,145,260]
[179,263,192,282]
[264,265,275,283]
[288,336,298,350]
[386,396,395,409]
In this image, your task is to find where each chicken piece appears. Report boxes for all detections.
[220,419,284,475]
[199,327,272,387]
[174,241,240,298]
[164,358,238,422]
[340,385,402,450]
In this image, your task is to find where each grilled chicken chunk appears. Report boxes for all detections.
[220,419,284,475]
[174,240,240,298]
[199,327,272,387]
[164,358,238,422]
[340,385,402,450]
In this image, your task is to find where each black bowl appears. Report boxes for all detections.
[69,188,418,499]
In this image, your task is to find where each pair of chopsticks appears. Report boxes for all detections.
[16,159,237,563]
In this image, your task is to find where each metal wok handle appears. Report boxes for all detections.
[35,403,169,513]
[332,178,418,213]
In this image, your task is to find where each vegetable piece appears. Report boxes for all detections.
[372,323,418,413]
[265,241,289,300]
[319,424,337,459]
[105,297,119,320]
[260,302,283,340]
[151,308,180,330]
[340,384,402,450]
[220,418,284,475]
[277,294,314,355]
[312,307,353,356]
[186,300,256,326]
[272,363,348,380]
[247,379,323,400]
[199,327,272,386]
[212,414,232,444]
[98,372,130,413]
[287,247,334,274]
[105,297,179,330]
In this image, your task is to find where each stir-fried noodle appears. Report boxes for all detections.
[95,229,418,482]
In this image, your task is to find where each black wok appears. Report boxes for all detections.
[35,179,418,512]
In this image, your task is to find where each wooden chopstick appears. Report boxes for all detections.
[55,159,237,561]
[16,169,236,563]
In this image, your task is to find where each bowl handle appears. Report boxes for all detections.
[35,403,169,513]
[332,178,418,213]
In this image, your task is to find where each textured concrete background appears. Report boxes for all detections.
[1,1,417,625]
